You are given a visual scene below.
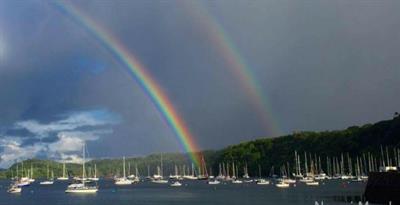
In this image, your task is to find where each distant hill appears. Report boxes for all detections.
[2,115,400,179]
[215,115,400,176]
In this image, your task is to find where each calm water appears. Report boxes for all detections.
[0,180,367,205]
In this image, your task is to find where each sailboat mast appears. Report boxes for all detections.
[160,154,163,177]
[123,156,126,178]
[82,143,86,185]
[63,163,66,178]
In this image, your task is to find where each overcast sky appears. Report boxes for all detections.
[0,0,399,167]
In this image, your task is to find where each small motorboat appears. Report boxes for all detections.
[40,180,54,185]
[208,180,221,185]
[152,179,169,184]
[232,179,243,184]
[276,182,290,188]
[170,181,182,187]
[256,179,270,185]
[8,184,22,193]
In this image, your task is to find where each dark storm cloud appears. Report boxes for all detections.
[0,0,399,166]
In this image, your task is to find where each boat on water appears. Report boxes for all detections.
[276,182,290,188]
[152,179,169,184]
[232,179,243,184]
[183,163,197,180]
[305,181,319,186]
[197,155,209,180]
[89,164,99,181]
[151,154,168,184]
[256,179,270,185]
[8,184,22,193]
[169,165,181,180]
[57,163,69,181]
[170,181,182,187]
[17,179,30,187]
[183,175,197,180]
[115,178,132,185]
[40,180,54,185]
[115,157,132,185]
[65,143,98,193]
[208,180,221,185]
[351,177,364,182]
[243,163,250,179]
[153,173,163,180]
[40,165,54,185]
[314,173,327,180]
[299,177,314,183]
[65,184,98,193]
[28,165,35,182]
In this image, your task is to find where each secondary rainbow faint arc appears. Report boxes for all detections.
[55,1,201,166]
[182,1,281,137]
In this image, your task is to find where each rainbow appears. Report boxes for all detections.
[54,2,201,166]
[182,2,281,137]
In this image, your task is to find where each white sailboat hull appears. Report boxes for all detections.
[305,181,319,186]
[276,183,290,188]
[17,181,30,187]
[115,179,132,185]
[232,180,243,184]
[256,179,270,185]
[152,179,168,184]
[183,175,197,180]
[65,187,98,193]
[40,181,54,185]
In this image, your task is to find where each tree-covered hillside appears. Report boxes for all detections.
[214,115,400,177]
[2,115,399,179]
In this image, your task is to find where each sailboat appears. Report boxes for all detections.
[169,165,180,179]
[28,164,35,183]
[17,162,31,187]
[256,165,270,185]
[256,179,270,185]
[40,164,54,185]
[183,163,197,180]
[127,163,135,180]
[133,164,140,182]
[57,163,69,180]
[89,164,99,181]
[197,155,209,180]
[243,163,250,179]
[115,156,133,185]
[65,142,98,193]
[231,162,243,184]
[152,154,168,183]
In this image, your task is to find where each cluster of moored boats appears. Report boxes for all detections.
[10,146,400,193]
[8,143,98,193]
